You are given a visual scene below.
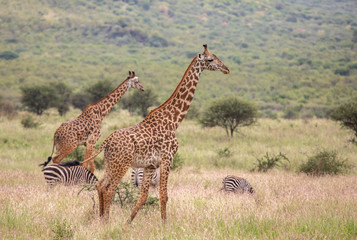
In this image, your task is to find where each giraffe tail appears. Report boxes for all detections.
[39,135,56,168]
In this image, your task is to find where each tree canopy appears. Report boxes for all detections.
[122,88,158,117]
[199,97,257,137]
[21,85,58,115]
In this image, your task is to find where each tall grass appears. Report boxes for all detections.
[0,110,356,239]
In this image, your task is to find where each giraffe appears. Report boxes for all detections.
[39,71,144,173]
[81,44,230,223]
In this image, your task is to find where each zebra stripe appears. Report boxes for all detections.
[42,161,98,186]
[131,168,160,190]
[221,175,255,194]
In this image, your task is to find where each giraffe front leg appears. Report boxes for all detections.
[159,158,172,224]
[129,168,156,223]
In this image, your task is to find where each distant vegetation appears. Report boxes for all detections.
[330,101,357,139]
[299,150,351,176]
[0,0,356,118]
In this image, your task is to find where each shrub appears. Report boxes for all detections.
[251,152,290,172]
[0,51,19,60]
[21,115,40,129]
[217,147,233,158]
[299,150,350,176]
[334,68,350,76]
[51,219,74,240]
[79,180,159,208]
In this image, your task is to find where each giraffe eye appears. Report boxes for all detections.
[207,59,214,62]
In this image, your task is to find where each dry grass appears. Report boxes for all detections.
[1,168,356,239]
[0,112,356,239]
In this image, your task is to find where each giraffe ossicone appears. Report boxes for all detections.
[39,71,144,173]
[82,44,230,223]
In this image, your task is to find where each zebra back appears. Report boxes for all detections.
[131,168,159,190]
[42,161,98,186]
[221,175,254,194]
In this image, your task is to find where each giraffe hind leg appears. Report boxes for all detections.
[129,168,156,223]
[100,162,132,221]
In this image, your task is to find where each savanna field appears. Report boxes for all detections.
[1,0,357,239]
[0,110,356,239]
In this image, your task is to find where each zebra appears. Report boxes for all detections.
[131,167,160,190]
[42,160,98,186]
[220,175,255,194]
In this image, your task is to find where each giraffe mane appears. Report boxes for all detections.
[144,56,198,119]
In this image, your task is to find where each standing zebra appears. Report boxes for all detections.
[220,175,255,194]
[42,160,98,186]
[131,168,160,190]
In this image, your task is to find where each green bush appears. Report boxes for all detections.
[251,152,290,172]
[299,150,350,176]
[21,115,40,129]
[79,180,159,209]
[217,147,233,158]
[51,219,74,240]
[0,51,19,60]
[334,68,350,76]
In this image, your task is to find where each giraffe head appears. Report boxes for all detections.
[197,44,230,74]
[128,71,144,91]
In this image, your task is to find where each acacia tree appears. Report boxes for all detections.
[21,85,58,115]
[330,101,357,139]
[53,82,72,116]
[86,79,114,103]
[122,88,158,117]
[199,97,258,137]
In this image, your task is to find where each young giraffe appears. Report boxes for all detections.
[82,45,230,223]
[40,71,144,173]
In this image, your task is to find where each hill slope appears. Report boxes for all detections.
[0,0,356,117]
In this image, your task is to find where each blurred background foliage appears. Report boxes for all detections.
[0,0,356,118]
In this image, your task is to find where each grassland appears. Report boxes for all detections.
[0,110,356,239]
[1,0,357,117]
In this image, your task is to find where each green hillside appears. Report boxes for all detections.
[0,0,356,117]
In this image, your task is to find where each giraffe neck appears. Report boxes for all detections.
[143,56,202,130]
[89,79,129,121]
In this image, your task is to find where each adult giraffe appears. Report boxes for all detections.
[40,71,144,173]
[82,45,230,223]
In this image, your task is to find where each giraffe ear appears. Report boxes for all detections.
[198,53,203,60]
[129,71,132,76]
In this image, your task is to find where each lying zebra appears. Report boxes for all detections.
[220,175,255,194]
[42,160,98,186]
[131,167,160,190]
